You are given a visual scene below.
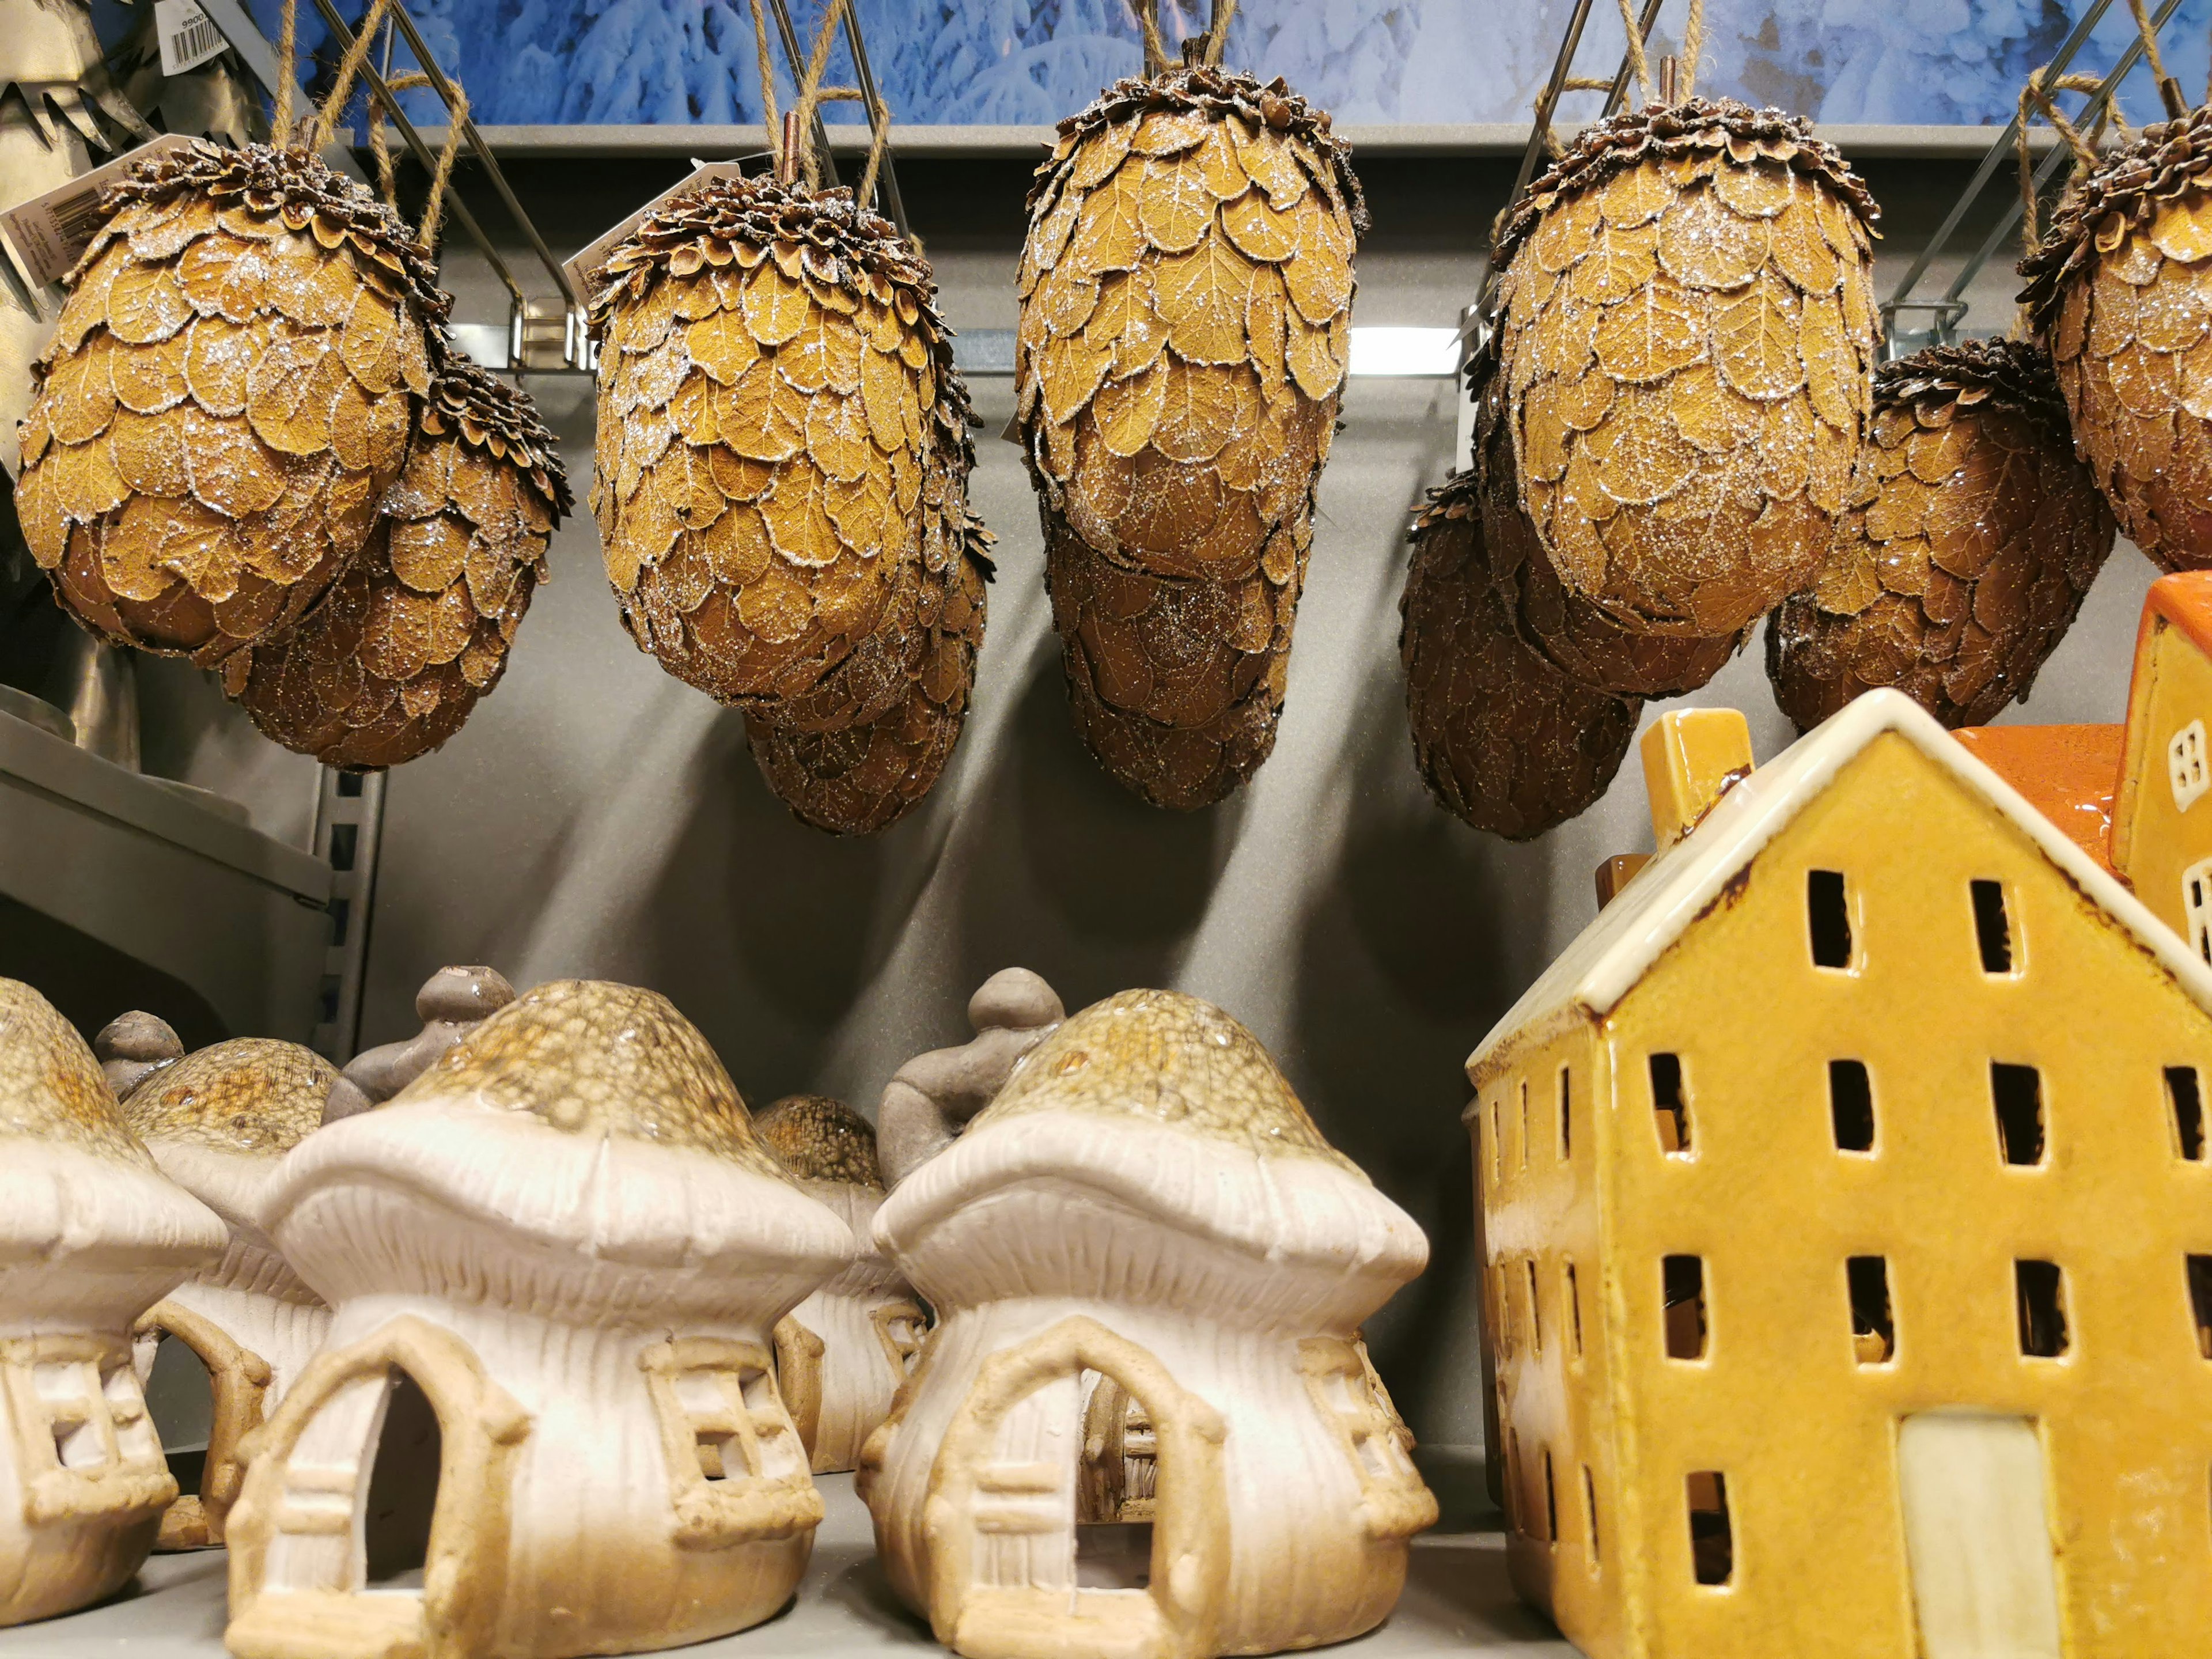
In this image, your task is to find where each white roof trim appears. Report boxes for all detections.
[1467,690,2212,1077]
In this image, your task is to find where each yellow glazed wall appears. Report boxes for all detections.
[2116,615,2212,954]
[1478,730,2212,1659]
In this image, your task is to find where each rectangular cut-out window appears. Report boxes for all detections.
[1848,1257,1896,1364]
[1487,1097,1502,1185]
[2184,856,2212,967]
[1896,1413,2063,1659]
[1971,881,2014,974]
[1991,1065,2046,1166]
[1582,1465,1601,1566]
[1830,1060,1876,1153]
[2188,1257,2212,1360]
[1525,1259,1543,1355]
[1566,1261,1584,1358]
[2171,718,2209,810]
[2016,1262,2070,1358]
[1558,1066,1572,1160]
[1808,870,1853,968]
[1519,1079,1531,1169]
[1650,1054,1691,1153]
[1541,1449,1558,1543]
[2169,1068,2207,1161]
[1663,1256,1708,1360]
[1686,1472,1733,1586]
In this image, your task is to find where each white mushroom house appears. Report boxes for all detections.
[862,988,1437,1659]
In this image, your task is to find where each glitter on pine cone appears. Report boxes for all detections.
[1469,343,1743,698]
[1488,97,1881,640]
[586,169,986,832]
[1766,338,2115,734]
[1401,469,1643,840]
[1017,62,1363,809]
[2019,104,2212,571]
[229,350,571,768]
[13,140,447,664]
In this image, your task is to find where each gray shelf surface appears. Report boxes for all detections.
[0,1474,1574,1657]
[0,710,329,1041]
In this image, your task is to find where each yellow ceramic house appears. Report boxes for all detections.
[1467,690,2212,1659]
[2113,570,2212,959]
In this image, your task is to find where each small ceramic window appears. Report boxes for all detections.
[1297,1338,1430,1541]
[640,1338,819,1549]
[1,1335,170,1525]
[2171,720,2209,812]
[2182,856,2212,966]
[871,1301,929,1378]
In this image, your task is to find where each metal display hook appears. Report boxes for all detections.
[1883,0,2187,353]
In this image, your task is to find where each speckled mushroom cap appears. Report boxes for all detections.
[263,979,854,1323]
[755,1094,884,1190]
[122,1039,335,1156]
[878,988,1426,1331]
[0,979,226,1327]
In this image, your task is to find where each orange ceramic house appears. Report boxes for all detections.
[2113,571,2212,958]
[1468,690,2212,1659]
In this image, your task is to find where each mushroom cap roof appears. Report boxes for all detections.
[388,978,786,1179]
[122,1039,336,1156]
[970,988,1355,1171]
[755,1094,882,1190]
[0,978,156,1167]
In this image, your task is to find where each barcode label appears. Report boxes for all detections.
[154,0,226,75]
[0,133,197,288]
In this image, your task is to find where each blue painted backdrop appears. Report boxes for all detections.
[243,0,2212,129]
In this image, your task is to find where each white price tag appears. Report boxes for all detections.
[562,161,753,304]
[0,133,197,289]
[154,0,228,75]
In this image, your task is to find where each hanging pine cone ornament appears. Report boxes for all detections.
[1469,340,1744,698]
[1766,338,2114,733]
[2020,103,2212,570]
[12,139,444,662]
[227,351,571,768]
[588,172,988,831]
[1017,60,1364,810]
[1400,468,1643,840]
[1489,99,1881,640]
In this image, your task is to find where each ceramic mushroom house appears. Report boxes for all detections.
[222,979,854,1659]
[862,987,1435,1659]
[752,1096,928,1474]
[108,1027,338,1550]
[0,979,225,1626]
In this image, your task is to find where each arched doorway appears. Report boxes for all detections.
[224,1317,529,1659]
[924,1316,1227,1659]
[130,1299,271,1550]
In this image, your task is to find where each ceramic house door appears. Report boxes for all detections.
[1895,1412,2063,1659]
[972,1370,1082,1593]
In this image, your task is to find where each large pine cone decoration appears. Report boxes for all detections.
[13,140,443,662]
[589,173,988,832]
[1490,99,1880,639]
[1767,338,2114,732]
[1470,340,1743,698]
[2020,105,2212,570]
[1401,469,1643,839]
[228,351,571,767]
[1017,65,1365,809]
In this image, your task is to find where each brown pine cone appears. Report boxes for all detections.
[1016,63,1363,807]
[1470,340,1743,697]
[2020,105,2212,571]
[12,140,445,664]
[1767,338,2115,733]
[1489,98,1881,639]
[227,350,571,767]
[744,495,991,835]
[1401,469,1643,839]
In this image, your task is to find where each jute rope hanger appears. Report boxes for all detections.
[752,0,896,218]
[270,0,470,247]
[1128,0,1237,79]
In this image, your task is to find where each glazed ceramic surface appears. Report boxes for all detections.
[223,979,854,1659]
[0,980,224,1627]
[1468,691,2212,1658]
[2114,572,2212,956]
[864,983,1434,1659]
[115,1033,336,1550]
